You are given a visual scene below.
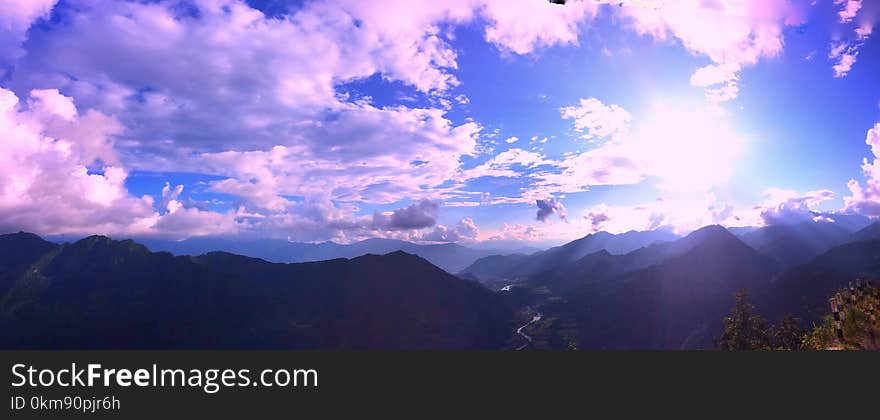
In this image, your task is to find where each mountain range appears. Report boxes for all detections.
[0,232,512,349]
[547,226,781,349]
[130,236,533,274]
[736,221,853,269]
[458,229,678,287]
[3,218,879,350]
[463,219,880,349]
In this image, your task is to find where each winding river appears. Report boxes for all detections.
[515,308,543,350]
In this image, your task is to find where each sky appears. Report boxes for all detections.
[0,0,879,246]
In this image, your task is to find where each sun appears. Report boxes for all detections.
[632,102,746,192]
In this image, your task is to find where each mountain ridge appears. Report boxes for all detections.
[125,236,519,274]
[0,233,513,350]
[459,228,678,284]
[551,225,782,349]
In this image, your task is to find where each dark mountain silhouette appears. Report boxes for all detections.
[737,221,852,268]
[0,232,59,296]
[554,225,781,349]
[0,233,512,349]
[764,239,880,322]
[135,236,512,273]
[6,219,877,351]
[460,229,677,284]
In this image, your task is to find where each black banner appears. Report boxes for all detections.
[2,350,877,418]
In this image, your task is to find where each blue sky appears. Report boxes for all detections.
[1,0,879,245]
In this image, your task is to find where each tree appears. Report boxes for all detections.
[717,290,770,350]
[771,314,804,350]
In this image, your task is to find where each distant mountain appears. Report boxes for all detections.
[849,221,880,243]
[533,227,729,293]
[135,236,514,273]
[764,239,880,322]
[0,233,513,349]
[737,221,852,269]
[812,212,873,232]
[460,229,678,283]
[553,225,781,349]
[10,220,877,351]
[726,226,759,236]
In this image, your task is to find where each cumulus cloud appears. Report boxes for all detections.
[481,0,597,54]
[574,189,766,236]
[560,98,631,140]
[159,182,184,214]
[0,87,235,237]
[455,217,480,238]
[584,210,610,232]
[536,198,566,222]
[419,217,480,242]
[0,0,843,243]
[0,0,58,66]
[619,0,807,101]
[578,203,672,234]
[2,0,611,241]
[4,0,495,239]
[485,223,543,242]
[372,199,440,231]
[844,122,880,216]
[758,188,835,225]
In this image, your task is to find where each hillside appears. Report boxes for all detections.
[764,239,880,322]
[0,233,513,349]
[554,226,781,349]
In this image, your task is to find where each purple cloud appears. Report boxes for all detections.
[372,199,439,231]
[536,198,566,223]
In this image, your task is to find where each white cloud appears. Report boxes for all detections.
[690,63,741,87]
[835,0,862,23]
[560,98,632,140]
[483,222,543,242]
[856,22,873,40]
[457,148,551,181]
[419,217,480,242]
[619,0,807,101]
[480,0,598,54]
[844,122,880,216]
[0,87,236,237]
[0,0,844,243]
[690,63,740,103]
[758,188,835,225]
[0,0,58,64]
[829,41,860,78]
[827,5,875,79]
